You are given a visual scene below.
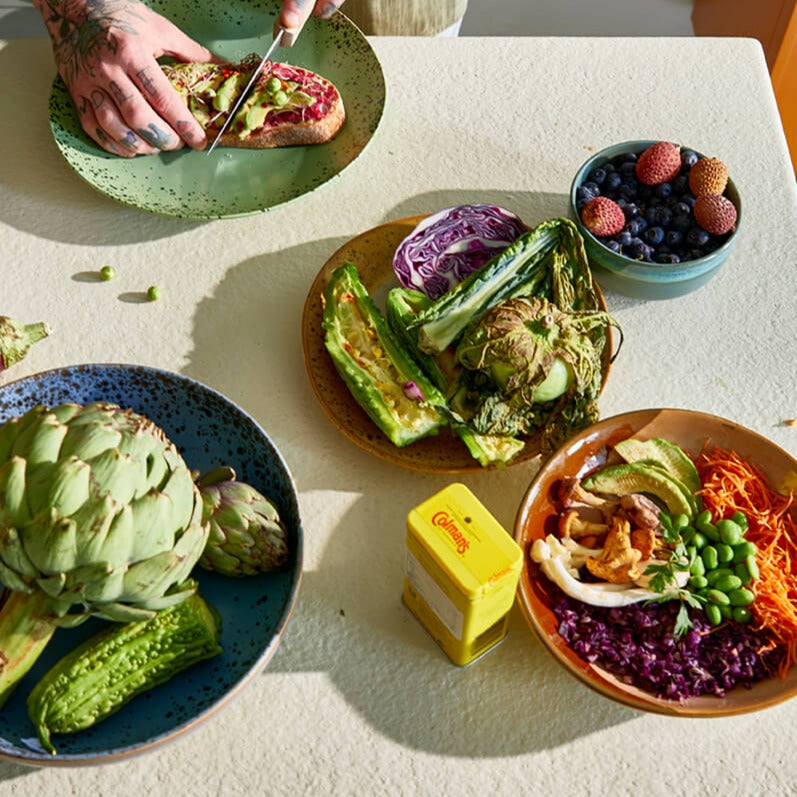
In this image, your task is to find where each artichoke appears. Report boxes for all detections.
[0,402,209,706]
[0,316,50,373]
[197,466,289,577]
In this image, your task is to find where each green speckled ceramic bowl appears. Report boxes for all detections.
[48,0,385,219]
[569,141,741,300]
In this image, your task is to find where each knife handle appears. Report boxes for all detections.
[280,26,300,47]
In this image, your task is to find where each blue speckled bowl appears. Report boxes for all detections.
[570,141,741,300]
[0,364,302,766]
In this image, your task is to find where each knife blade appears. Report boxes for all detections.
[206,27,290,155]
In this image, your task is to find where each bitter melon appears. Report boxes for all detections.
[27,586,222,754]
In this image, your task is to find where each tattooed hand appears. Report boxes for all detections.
[33,0,216,156]
[276,0,344,44]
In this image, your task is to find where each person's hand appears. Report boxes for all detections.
[276,1,345,44]
[34,0,216,157]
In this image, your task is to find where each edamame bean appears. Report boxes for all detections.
[716,544,734,564]
[695,509,713,527]
[704,603,723,626]
[698,521,720,542]
[717,519,743,546]
[734,561,752,586]
[273,90,289,106]
[691,531,708,550]
[746,554,760,581]
[266,76,281,93]
[702,545,719,570]
[732,541,757,563]
[672,513,689,531]
[719,603,733,620]
[731,511,749,531]
[732,606,752,623]
[728,588,755,607]
[689,575,709,590]
[707,589,730,605]
[690,556,706,577]
[706,567,733,586]
[714,574,743,592]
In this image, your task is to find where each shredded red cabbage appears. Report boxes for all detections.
[552,589,784,700]
[392,204,527,300]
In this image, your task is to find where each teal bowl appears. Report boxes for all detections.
[570,140,741,300]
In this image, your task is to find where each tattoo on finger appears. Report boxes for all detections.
[120,130,139,148]
[91,89,106,109]
[95,127,121,155]
[176,120,196,141]
[109,80,132,105]
[137,123,174,149]
[136,67,159,99]
[318,1,340,18]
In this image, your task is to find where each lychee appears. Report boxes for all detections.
[580,196,625,237]
[688,157,729,196]
[635,141,681,185]
[694,194,737,235]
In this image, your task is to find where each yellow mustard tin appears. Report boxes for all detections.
[403,482,523,666]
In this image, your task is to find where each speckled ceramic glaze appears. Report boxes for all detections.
[0,364,302,766]
[48,1,385,219]
[301,216,616,473]
[514,408,797,717]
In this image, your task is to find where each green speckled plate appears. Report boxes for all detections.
[48,0,385,219]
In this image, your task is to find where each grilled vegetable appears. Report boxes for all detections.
[385,286,524,467]
[322,263,447,447]
[0,402,209,706]
[27,588,222,755]
[410,217,600,354]
[0,316,50,373]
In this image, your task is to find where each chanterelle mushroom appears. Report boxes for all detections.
[585,515,642,583]
[558,477,618,518]
[558,509,609,540]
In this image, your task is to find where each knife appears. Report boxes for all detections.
[206,26,294,155]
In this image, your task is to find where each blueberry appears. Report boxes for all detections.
[617,183,638,202]
[604,239,622,253]
[645,226,665,245]
[653,205,673,226]
[588,167,607,185]
[626,239,653,260]
[617,230,634,248]
[604,172,623,191]
[622,202,641,219]
[672,201,691,217]
[618,152,638,164]
[577,182,601,202]
[672,175,688,194]
[636,184,653,200]
[682,150,700,170]
[665,229,684,248]
[686,227,710,247]
[645,206,659,225]
[655,253,682,264]
[680,194,696,210]
[655,182,672,200]
[619,161,637,178]
[624,218,645,236]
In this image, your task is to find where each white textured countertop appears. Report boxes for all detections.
[2,33,797,796]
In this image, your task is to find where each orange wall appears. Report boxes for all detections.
[693,0,797,172]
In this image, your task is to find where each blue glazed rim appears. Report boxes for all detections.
[0,363,303,766]
[569,140,741,285]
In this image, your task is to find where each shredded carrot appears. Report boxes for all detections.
[696,445,797,676]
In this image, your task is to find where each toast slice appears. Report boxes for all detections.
[163,55,345,149]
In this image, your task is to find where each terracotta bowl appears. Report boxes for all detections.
[513,408,797,717]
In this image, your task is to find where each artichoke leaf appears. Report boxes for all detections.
[0,525,38,580]
[24,513,78,576]
[59,421,121,462]
[91,601,158,623]
[128,490,182,562]
[118,550,184,603]
[25,457,91,519]
[0,559,33,592]
[87,448,148,506]
[10,414,67,465]
[0,457,29,525]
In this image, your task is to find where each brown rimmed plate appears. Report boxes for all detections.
[513,407,797,717]
[301,215,615,473]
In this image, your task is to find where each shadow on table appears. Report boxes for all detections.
[179,188,636,756]
[0,39,204,246]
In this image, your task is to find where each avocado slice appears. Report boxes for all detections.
[213,73,246,112]
[581,462,697,519]
[614,437,701,494]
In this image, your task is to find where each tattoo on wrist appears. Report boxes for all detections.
[38,0,146,85]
